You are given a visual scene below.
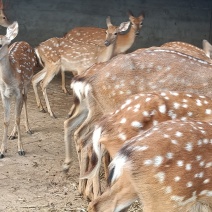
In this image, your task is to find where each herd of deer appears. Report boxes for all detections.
[0,1,211,211]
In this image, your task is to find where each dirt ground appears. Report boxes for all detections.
[0,75,142,212]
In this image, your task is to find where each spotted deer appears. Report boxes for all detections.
[161,41,212,62]
[61,10,144,93]
[0,22,37,158]
[63,47,212,199]
[32,17,130,118]
[0,0,10,27]
[203,40,212,59]
[86,91,212,211]
[108,120,212,212]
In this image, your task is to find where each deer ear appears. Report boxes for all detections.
[202,39,212,59]
[6,21,19,41]
[106,16,112,27]
[117,21,130,33]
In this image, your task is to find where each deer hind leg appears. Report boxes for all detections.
[63,99,88,172]
[32,68,47,113]
[0,95,10,158]
[40,65,60,118]
[14,95,25,155]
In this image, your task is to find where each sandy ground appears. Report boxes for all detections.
[0,75,142,212]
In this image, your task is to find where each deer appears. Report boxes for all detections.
[0,0,11,27]
[203,40,212,59]
[0,22,37,158]
[61,10,144,93]
[86,91,212,211]
[108,119,212,212]
[161,41,212,62]
[63,47,212,199]
[32,16,130,118]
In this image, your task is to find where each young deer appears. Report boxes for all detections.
[87,91,212,211]
[161,41,212,62]
[0,22,37,158]
[63,47,212,199]
[109,120,212,212]
[32,17,130,118]
[0,0,10,27]
[203,40,212,59]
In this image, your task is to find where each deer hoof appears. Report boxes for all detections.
[26,129,34,135]
[62,163,71,173]
[18,150,25,156]
[9,135,17,140]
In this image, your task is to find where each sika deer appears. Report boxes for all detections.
[109,120,212,212]
[63,47,212,199]
[161,41,212,62]
[87,91,212,211]
[0,0,10,27]
[0,22,37,158]
[203,40,212,59]
[32,17,130,118]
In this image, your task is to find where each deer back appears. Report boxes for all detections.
[9,41,37,86]
[73,47,212,114]
[109,120,212,211]
[161,41,212,62]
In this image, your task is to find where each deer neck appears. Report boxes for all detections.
[97,41,116,63]
[0,47,15,85]
[114,26,136,55]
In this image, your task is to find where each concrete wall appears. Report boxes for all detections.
[1,0,212,53]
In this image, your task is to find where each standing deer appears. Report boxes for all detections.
[32,17,130,118]
[63,47,212,199]
[87,91,212,211]
[0,0,10,27]
[61,10,144,93]
[109,120,212,212]
[0,22,37,158]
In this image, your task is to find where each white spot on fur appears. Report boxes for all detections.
[185,142,193,152]
[155,171,165,183]
[131,121,143,128]
[159,104,166,114]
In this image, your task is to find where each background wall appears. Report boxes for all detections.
[1,0,212,53]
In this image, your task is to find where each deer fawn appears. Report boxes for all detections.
[109,120,212,212]
[32,17,130,118]
[203,40,212,59]
[0,0,10,27]
[63,47,212,199]
[0,22,37,158]
[87,91,212,211]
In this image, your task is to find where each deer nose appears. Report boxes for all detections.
[135,31,140,36]
[104,40,111,46]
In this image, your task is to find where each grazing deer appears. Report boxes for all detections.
[63,47,212,199]
[203,40,212,59]
[87,91,212,211]
[0,0,10,27]
[0,22,37,158]
[32,17,130,118]
[108,120,212,212]
[161,41,212,62]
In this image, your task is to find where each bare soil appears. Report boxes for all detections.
[0,75,142,212]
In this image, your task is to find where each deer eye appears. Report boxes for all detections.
[140,22,143,26]
[0,45,2,48]
[2,17,6,19]
[114,32,117,35]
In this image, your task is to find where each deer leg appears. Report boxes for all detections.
[22,89,33,134]
[0,95,10,158]
[40,66,60,118]
[63,99,88,172]
[32,68,47,113]
[14,95,25,156]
